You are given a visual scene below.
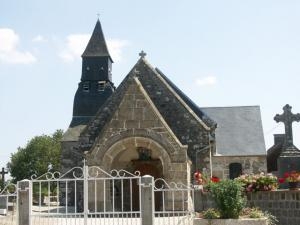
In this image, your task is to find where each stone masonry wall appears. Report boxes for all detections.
[212,155,267,179]
[194,190,300,225]
[86,79,190,185]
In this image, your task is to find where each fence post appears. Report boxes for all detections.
[83,162,88,225]
[18,179,31,225]
[140,175,154,225]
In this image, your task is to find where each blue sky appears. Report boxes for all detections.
[1,0,300,169]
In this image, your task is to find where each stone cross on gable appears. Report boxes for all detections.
[0,167,8,183]
[274,104,300,146]
[139,50,146,59]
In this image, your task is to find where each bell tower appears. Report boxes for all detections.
[70,19,115,127]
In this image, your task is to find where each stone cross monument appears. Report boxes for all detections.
[274,104,300,149]
[0,167,8,184]
[274,104,300,187]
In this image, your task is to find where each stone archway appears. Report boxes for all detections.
[101,137,171,211]
[98,136,172,179]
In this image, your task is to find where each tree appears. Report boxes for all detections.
[7,130,63,182]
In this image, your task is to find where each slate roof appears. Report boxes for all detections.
[201,106,266,156]
[80,57,215,153]
[82,19,113,61]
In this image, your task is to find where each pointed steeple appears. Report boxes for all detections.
[82,19,113,62]
[69,19,115,127]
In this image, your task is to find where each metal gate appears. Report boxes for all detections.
[0,182,17,225]
[16,164,195,225]
[29,164,142,225]
[154,179,194,225]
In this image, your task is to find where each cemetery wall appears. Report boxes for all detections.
[211,155,267,179]
[194,189,300,225]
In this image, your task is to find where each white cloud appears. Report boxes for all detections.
[196,76,217,86]
[59,34,128,63]
[0,28,37,64]
[32,35,47,42]
[107,39,129,62]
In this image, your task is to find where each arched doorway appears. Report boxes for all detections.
[132,159,163,211]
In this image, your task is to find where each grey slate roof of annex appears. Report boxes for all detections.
[80,58,215,156]
[201,106,266,156]
[81,19,113,61]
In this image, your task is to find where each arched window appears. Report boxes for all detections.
[229,163,242,179]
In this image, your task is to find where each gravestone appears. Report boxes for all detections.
[274,104,300,187]
[0,196,7,215]
[0,196,7,209]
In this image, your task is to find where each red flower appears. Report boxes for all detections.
[278,178,285,184]
[211,176,220,183]
[194,171,204,184]
[284,172,289,178]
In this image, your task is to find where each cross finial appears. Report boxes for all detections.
[97,13,100,19]
[274,104,300,146]
[139,50,146,59]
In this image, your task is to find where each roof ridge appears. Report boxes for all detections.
[153,67,215,130]
[201,105,260,109]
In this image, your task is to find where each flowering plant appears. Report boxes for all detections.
[211,176,220,183]
[235,173,278,192]
[279,171,300,183]
[194,171,206,185]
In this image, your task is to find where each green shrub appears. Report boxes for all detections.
[202,208,220,219]
[208,179,245,219]
[241,207,264,218]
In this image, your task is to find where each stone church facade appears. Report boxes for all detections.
[61,20,267,186]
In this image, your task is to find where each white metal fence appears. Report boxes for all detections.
[29,165,142,225]
[0,182,17,225]
[154,178,194,225]
[9,164,195,225]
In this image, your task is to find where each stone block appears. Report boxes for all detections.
[143,109,156,120]
[133,108,143,120]
[118,108,133,120]
[110,120,125,129]
[125,120,139,129]
[134,94,144,100]
[140,120,157,128]
[136,99,147,108]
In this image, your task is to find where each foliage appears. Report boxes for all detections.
[207,179,245,219]
[240,208,278,224]
[7,130,63,182]
[235,173,278,192]
[279,171,300,183]
[263,210,279,225]
[202,208,220,219]
[241,207,264,218]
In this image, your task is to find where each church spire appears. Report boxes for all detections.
[82,19,113,62]
[70,19,115,127]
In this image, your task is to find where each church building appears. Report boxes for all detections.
[61,20,267,185]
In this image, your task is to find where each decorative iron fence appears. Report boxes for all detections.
[28,164,142,225]
[154,178,194,225]
[15,164,195,225]
[0,182,17,225]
